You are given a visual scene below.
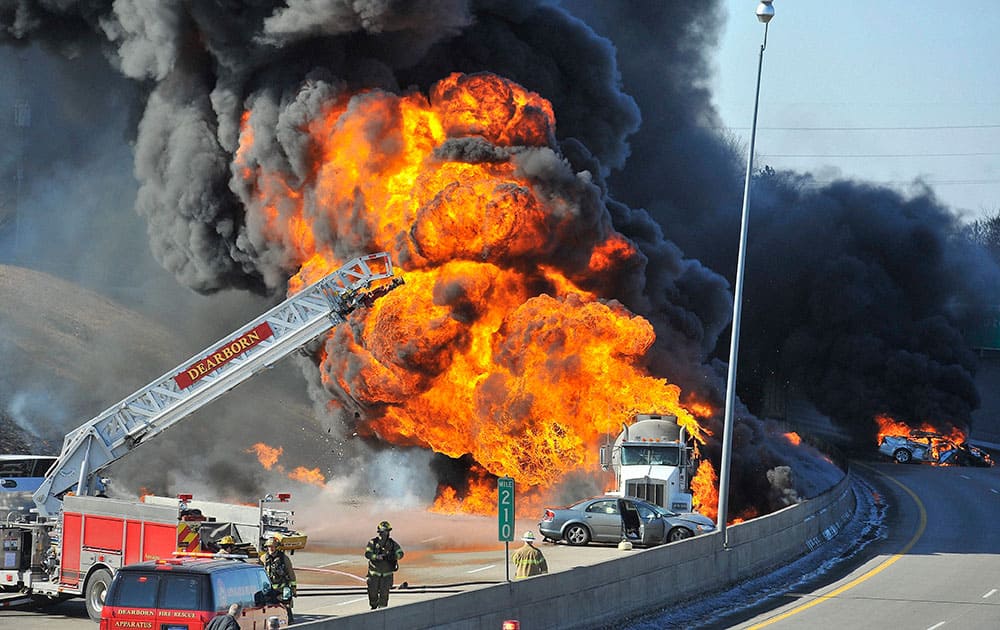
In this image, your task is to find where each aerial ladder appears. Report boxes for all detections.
[32,252,402,518]
[0,252,400,617]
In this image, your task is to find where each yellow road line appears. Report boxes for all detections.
[748,463,927,629]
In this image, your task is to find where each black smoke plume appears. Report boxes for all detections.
[4,0,992,521]
[566,3,1000,444]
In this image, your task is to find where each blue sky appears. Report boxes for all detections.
[711,1,1000,222]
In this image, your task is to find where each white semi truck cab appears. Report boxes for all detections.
[600,413,696,512]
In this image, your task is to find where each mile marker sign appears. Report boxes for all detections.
[498,476,515,542]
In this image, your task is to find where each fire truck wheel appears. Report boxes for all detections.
[85,568,113,622]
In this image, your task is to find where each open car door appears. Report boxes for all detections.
[618,499,641,541]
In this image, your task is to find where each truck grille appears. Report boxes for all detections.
[626,482,664,507]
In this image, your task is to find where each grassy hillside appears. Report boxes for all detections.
[0,265,335,500]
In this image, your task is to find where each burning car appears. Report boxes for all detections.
[878,430,994,467]
[939,442,995,467]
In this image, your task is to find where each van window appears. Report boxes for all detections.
[253,567,274,605]
[161,574,205,610]
[213,567,267,611]
[113,573,160,608]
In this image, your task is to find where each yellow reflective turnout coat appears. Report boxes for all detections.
[511,542,548,579]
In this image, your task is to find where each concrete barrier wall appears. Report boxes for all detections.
[300,470,855,630]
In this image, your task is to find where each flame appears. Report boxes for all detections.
[687,400,716,420]
[431,465,497,515]
[783,432,802,446]
[691,460,718,523]
[730,506,759,525]
[430,465,547,517]
[238,71,713,509]
[874,414,965,444]
[288,466,326,487]
[248,442,328,485]
[248,443,283,470]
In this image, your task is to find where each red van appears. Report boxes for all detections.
[99,557,288,629]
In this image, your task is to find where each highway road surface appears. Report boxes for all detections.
[629,460,1000,629]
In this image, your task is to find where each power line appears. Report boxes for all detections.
[800,178,1000,186]
[714,124,1000,131]
[762,151,1000,158]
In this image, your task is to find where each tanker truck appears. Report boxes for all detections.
[599,413,696,512]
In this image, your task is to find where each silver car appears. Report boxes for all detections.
[538,495,715,547]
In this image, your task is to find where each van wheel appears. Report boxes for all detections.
[85,568,113,622]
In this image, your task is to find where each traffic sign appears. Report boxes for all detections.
[497,476,515,542]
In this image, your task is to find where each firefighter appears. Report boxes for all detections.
[216,535,245,558]
[205,603,241,630]
[364,520,404,609]
[260,537,297,623]
[511,531,548,579]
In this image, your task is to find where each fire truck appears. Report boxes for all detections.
[0,252,401,621]
[599,413,697,512]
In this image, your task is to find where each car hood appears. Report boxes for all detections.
[674,512,716,529]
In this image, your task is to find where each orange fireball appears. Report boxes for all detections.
[237,72,708,512]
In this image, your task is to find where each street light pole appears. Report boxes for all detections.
[717,0,774,547]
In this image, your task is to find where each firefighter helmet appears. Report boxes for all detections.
[377,520,392,532]
[219,535,236,546]
[264,536,279,549]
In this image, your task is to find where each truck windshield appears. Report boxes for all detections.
[621,445,680,466]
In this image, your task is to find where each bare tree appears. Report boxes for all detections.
[963,209,1000,262]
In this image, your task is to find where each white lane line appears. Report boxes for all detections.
[421,535,444,543]
[991,489,999,494]
[983,588,997,599]
[467,564,495,574]
[926,623,946,630]
[960,474,971,480]
[319,560,347,567]
[337,597,368,607]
